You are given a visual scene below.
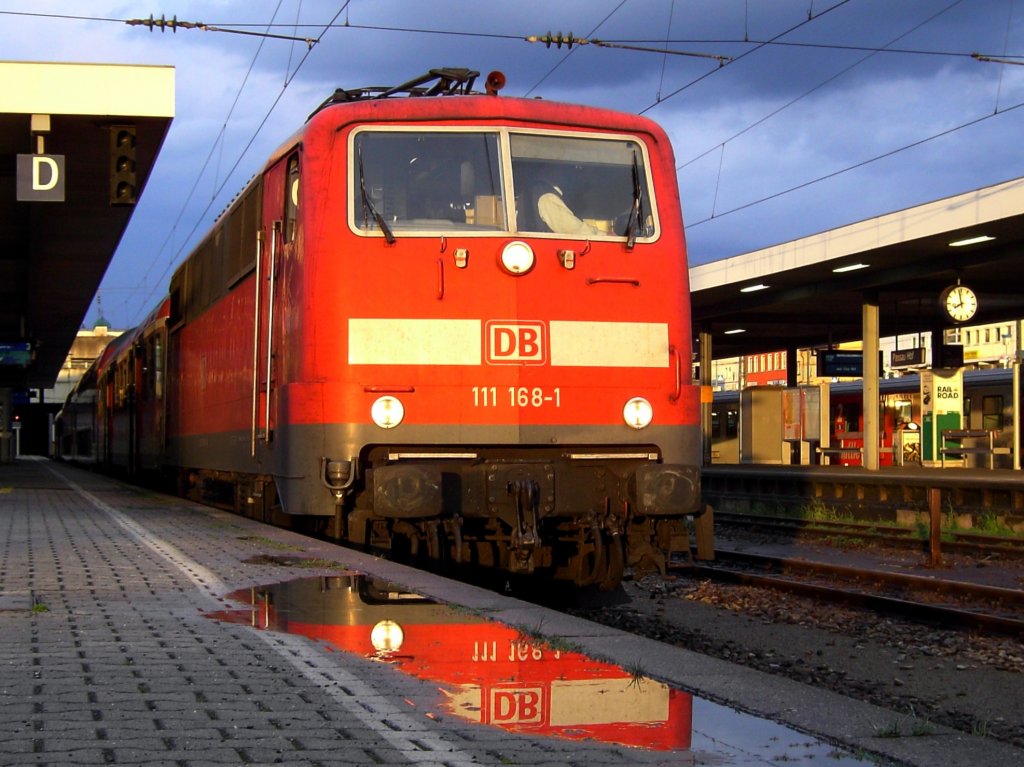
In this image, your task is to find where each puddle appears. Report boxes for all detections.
[208,576,876,763]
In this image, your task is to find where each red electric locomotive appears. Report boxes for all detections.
[60,69,702,587]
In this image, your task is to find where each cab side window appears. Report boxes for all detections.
[284,154,300,243]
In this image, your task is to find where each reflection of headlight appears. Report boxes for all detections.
[370,620,404,653]
[371,396,404,429]
[624,397,653,429]
[500,240,535,275]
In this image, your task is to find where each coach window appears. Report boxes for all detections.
[154,334,164,400]
[352,131,504,235]
[510,134,656,240]
[284,154,299,243]
[982,395,1003,431]
[139,343,150,402]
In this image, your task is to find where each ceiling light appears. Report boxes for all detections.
[949,235,994,247]
[724,328,746,335]
[832,262,869,273]
[740,283,769,293]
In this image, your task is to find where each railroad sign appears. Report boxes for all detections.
[920,368,962,464]
[0,342,32,367]
[16,154,65,201]
[817,350,862,377]
[891,348,925,367]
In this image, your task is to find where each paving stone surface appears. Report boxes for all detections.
[0,459,690,766]
[3,458,1021,767]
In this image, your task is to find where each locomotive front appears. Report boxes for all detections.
[281,73,701,586]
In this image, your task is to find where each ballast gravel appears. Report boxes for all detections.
[570,571,1024,748]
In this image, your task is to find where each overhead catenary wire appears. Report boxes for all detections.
[125,14,317,46]
[127,2,353,324]
[683,0,970,221]
[523,0,631,97]
[3,8,1017,62]
[686,98,1024,230]
[524,31,732,66]
[3,9,1012,64]
[974,53,1024,65]
[991,0,1018,113]
[657,0,677,102]
[3,4,1020,325]
[126,0,289,317]
[638,0,854,115]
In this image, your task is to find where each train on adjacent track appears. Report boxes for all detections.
[710,367,1017,467]
[57,69,703,588]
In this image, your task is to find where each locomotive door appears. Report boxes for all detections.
[101,370,114,468]
[252,153,297,459]
[125,348,137,478]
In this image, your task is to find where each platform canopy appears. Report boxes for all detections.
[0,61,174,390]
[690,176,1024,359]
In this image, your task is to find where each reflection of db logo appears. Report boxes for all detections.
[486,321,546,365]
[491,688,543,723]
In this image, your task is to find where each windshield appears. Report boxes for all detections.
[511,134,652,239]
[353,131,504,233]
[350,129,655,240]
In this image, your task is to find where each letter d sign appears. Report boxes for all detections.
[17,154,66,201]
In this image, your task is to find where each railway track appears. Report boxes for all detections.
[714,509,1024,558]
[674,547,1024,638]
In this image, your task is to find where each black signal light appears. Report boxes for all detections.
[110,125,137,205]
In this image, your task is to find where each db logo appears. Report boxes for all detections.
[486,321,546,365]
[490,688,544,724]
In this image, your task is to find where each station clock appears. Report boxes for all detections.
[939,283,978,323]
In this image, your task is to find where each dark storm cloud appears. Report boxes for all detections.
[2,0,1022,325]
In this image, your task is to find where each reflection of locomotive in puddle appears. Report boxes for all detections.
[211,575,692,751]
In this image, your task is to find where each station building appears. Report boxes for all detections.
[692,175,1024,471]
[711,318,1022,392]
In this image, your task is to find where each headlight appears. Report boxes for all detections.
[500,240,535,275]
[623,397,653,429]
[370,620,404,653]
[371,396,404,429]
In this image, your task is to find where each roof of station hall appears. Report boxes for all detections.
[689,176,1024,359]
[0,61,174,389]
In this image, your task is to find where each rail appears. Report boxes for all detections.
[686,548,1024,637]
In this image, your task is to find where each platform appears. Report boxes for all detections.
[703,461,1024,519]
[1,458,1020,767]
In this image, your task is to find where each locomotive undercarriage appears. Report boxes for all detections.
[333,447,700,588]
[349,512,690,589]
[173,446,699,589]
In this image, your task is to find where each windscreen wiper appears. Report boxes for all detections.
[624,150,643,250]
[357,144,395,244]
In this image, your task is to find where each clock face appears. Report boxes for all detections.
[941,284,977,322]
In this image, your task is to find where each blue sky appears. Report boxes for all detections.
[3,0,1022,329]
